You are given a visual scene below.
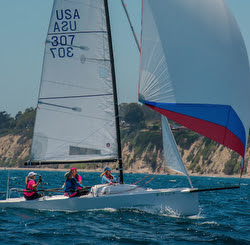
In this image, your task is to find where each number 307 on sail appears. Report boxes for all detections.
[50,47,74,58]
[49,35,75,58]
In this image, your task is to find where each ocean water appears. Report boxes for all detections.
[0,170,249,244]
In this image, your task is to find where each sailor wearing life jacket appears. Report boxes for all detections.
[23,172,42,200]
[64,171,84,197]
[71,167,82,184]
[100,166,117,185]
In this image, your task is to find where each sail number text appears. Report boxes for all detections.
[49,9,80,59]
[50,35,75,58]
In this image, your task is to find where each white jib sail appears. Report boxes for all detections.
[162,116,193,187]
[30,0,118,163]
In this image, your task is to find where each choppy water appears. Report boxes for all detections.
[0,170,249,244]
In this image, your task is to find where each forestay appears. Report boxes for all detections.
[30,0,118,163]
[139,0,250,173]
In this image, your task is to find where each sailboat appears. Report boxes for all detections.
[1,0,249,216]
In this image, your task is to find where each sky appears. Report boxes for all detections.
[0,0,249,116]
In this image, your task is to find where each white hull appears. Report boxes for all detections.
[0,184,199,216]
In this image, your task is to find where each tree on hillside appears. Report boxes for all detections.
[0,111,14,133]
[15,111,22,121]
[141,105,161,121]
[122,103,145,127]
[118,103,128,120]
[15,107,36,130]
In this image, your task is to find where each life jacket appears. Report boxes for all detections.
[105,173,113,181]
[26,179,36,191]
[24,179,36,196]
[74,174,83,190]
[75,173,80,182]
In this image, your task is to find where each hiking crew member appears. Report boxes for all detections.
[71,167,82,186]
[64,172,88,197]
[23,172,42,200]
[100,166,117,184]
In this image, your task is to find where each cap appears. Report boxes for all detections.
[71,167,77,172]
[28,172,37,177]
[104,166,112,172]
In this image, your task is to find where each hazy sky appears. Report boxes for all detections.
[0,0,249,116]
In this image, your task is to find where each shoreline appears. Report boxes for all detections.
[0,167,249,179]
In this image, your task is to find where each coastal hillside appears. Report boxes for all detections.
[0,105,249,177]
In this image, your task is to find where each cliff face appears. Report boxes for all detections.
[0,134,249,177]
[121,137,250,177]
[0,135,31,167]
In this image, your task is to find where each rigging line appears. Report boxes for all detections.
[6,171,10,199]
[131,173,155,185]
[104,173,160,195]
[106,169,162,195]
[48,31,107,35]
[138,174,159,187]
[172,180,185,189]
[138,168,162,186]
[39,93,112,100]
[121,0,140,51]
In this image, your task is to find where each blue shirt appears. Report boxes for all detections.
[101,174,117,184]
[64,177,83,194]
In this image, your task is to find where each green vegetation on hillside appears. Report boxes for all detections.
[223,151,247,175]
[0,103,247,175]
[0,108,35,140]
[0,108,36,167]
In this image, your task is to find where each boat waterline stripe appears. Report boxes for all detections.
[144,101,246,147]
[146,104,245,158]
[48,31,107,35]
[39,93,112,100]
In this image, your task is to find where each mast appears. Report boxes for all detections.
[104,0,124,184]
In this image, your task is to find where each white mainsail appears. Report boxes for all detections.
[30,0,118,163]
[139,0,250,173]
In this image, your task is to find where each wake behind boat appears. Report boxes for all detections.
[1,0,249,215]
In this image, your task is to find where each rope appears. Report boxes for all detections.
[103,169,162,195]
[137,169,162,188]
[138,174,158,187]
[131,173,154,185]
[121,0,140,51]
[132,168,162,185]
